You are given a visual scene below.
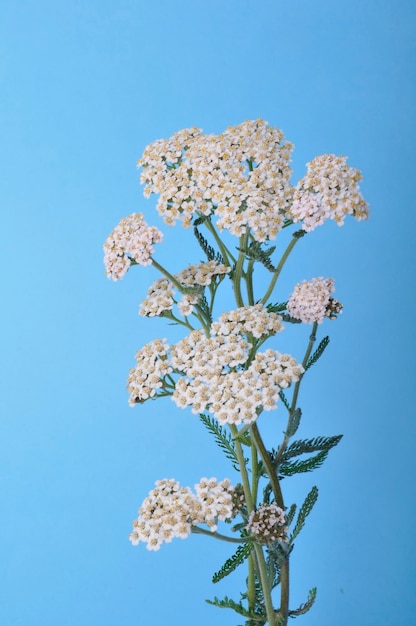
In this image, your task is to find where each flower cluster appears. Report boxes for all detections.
[103,213,163,280]
[139,260,231,318]
[139,278,175,317]
[211,303,283,338]
[290,154,369,231]
[287,277,342,324]
[170,306,303,425]
[138,119,294,241]
[127,338,172,406]
[129,477,238,550]
[247,503,288,544]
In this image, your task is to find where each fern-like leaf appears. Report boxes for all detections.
[266,302,287,313]
[288,587,317,617]
[279,390,290,411]
[290,486,318,543]
[279,450,329,477]
[212,543,253,583]
[285,503,297,527]
[285,408,302,438]
[282,435,342,462]
[193,225,224,264]
[305,336,329,371]
[206,596,265,621]
[237,241,276,272]
[199,414,240,471]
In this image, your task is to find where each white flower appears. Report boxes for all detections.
[287,277,342,324]
[129,477,238,549]
[103,213,163,280]
[290,154,369,231]
[137,119,294,242]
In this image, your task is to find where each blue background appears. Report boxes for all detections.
[1,1,415,624]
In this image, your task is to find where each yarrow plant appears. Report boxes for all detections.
[104,119,368,625]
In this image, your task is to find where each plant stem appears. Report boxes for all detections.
[274,322,318,468]
[260,233,303,305]
[233,231,249,307]
[191,527,253,543]
[203,218,236,267]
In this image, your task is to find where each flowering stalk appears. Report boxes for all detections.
[104,119,369,625]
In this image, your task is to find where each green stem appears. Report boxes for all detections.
[274,322,318,472]
[191,526,254,544]
[252,543,279,626]
[203,217,236,267]
[260,234,303,305]
[233,231,249,307]
[250,423,283,507]
[246,259,255,305]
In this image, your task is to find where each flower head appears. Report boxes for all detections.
[103,213,163,280]
[138,119,294,241]
[287,277,343,324]
[129,477,238,550]
[290,154,369,231]
[247,503,288,544]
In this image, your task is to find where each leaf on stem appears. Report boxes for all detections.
[290,486,318,543]
[279,450,330,477]
[288,587,317,617]
[281,435,343,462]
[212,542,253,583]
[236,240,277,272]
[193,225,224,264]
[285,408,302,438]
[305,336,330,371]
[206,596,265,621]
[199,413,241,471]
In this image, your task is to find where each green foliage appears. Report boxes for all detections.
[278,390,290,411]
[288,587,317,617]
[237,240,277,272]
[285,408,302,438]
[305,336,330,371]
[290,486,318,543]
[193,225,225,264]
[279,450,330,477]
[285,503,297,527]
[212,542,253,583]
[267,541,292,590]
[266,302,288,313]
[199,414,240,471]
[206,595,266,622]
[282,435,342,462]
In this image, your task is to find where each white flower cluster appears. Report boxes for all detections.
[287,277,343,324]
[211,303,283,338]
[103,213,163,280]
[247,503,288,544]
[170,306,303,425]
[129,477,238,550]
[139,260,231,318]
[139,278,175,317]
[127,338,172,406]
[138,119,294,241]
[291,154,369,231]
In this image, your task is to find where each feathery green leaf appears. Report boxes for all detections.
[285,408,302,438]
[290,486,318,543]
[279,450,329,477]
[212,543,253,583]
[282,435,342,462]
[206,596,265,621]
[288,587,317,617]
[305,336,330,371]
[237,241,276,272]
[199,414,240,471]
